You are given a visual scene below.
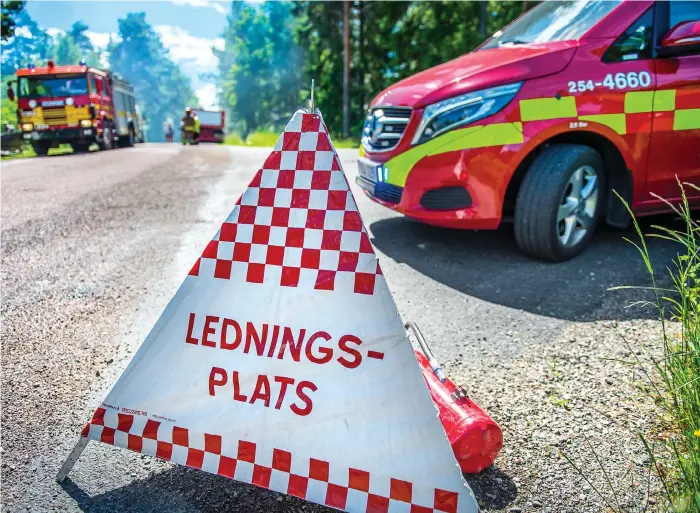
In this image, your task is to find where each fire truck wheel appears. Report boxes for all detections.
[119,127,135,148]
[514,144,604,262]
[31,142,50,156]
[99,123,113,151]
[71,142,90,154]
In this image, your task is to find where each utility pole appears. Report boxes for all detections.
[343,0,350,139]
[479,1,486,38]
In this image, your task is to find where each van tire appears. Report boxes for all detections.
[514,144,604,262]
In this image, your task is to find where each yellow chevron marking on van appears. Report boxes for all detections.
[384,122,523,187]
[519,97,577,122]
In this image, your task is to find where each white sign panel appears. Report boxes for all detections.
[82,110,479,513]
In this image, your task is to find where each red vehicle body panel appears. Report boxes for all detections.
[361,0,700,230]
[193,109,225,143]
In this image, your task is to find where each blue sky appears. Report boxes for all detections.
[26,0,231,108]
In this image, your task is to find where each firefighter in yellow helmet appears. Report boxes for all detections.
[180,107,200,145]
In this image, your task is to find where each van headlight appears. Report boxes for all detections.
[80,119,93,128]
[412,82,523,145]
[22,123,33,132]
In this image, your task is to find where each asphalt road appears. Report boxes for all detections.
[2,143,678,512]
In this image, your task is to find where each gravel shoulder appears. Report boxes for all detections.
[1,145,677,512]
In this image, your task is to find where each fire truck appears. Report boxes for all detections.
[358,0,700,261]
[9,60,142,155]
[192,108,225,143]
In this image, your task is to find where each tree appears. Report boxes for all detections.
[1,0,25,41]
[107,12,196,142]
[215,1,527,139]
[69,21,93,53]
[52,33,81,65]
[218,2,302,137]
[1,9,52,76]
[342,0,350,138]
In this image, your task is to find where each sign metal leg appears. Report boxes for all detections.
[56,437,89,483]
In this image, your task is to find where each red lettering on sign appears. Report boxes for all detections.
[232,371,248,402]
[221,318,242,350]
[209,367,227,396]
[278,327,305,362]
[250,374,271,407]
[338,335,362,369]
[305,331,333,364]
[266,325,281,357]
[291,381,317,417]
[202,316,220,348]
[245,322,268,357]
[207,368,317,417]
[187,313,374,370]
[186,313,199,345]
[274,376,294,410]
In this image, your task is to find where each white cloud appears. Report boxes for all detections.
[171,0,227,15]
[86,31,117,50]
[155,25,222,109]
[155,25,223,75]
[46,28,65,38]
[196,83,218,110]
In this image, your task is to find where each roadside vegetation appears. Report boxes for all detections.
[224,130,357,149]
[566,184,700,512]
[1,143,72,160]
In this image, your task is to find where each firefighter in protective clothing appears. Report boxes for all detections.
[180,107,200,145]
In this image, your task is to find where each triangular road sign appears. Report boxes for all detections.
[60,109,479,513]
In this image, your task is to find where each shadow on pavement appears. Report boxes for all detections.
[61,464,506,512]
[465,465,517,510]
[61,467,330,513]
[369,214,682,322]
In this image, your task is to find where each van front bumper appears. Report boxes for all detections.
[357,146,516,230]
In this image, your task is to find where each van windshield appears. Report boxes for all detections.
[480,0,622,50]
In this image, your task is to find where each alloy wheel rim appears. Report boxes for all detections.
[557,165,598,248]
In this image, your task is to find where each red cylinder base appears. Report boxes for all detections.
[415,351,503,473]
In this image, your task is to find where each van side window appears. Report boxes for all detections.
[88,74,97,95]
[603,8,653,62]
[670,0,700,27]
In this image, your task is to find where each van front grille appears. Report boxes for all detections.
[361,106,411,153]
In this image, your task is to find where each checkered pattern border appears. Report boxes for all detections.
[189,112,382,295]
[83,407,469,513]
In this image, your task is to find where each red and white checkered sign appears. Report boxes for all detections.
[84,407,466,513]
[76,110,479,513]
[189,113,382,295]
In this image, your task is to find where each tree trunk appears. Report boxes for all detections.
[522,1,529,14]
[479,1,487,38]
[342,0,350,139]
[358,1,365,111]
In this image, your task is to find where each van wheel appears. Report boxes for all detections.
[514,144,604,262]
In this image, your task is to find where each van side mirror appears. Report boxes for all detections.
[7,82,15,102]
[659,20,700,57]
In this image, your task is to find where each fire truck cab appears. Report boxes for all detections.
[12,61,141,155]
[358,0,700,261]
